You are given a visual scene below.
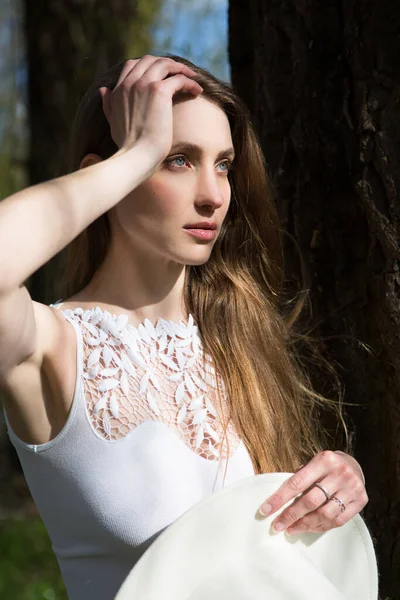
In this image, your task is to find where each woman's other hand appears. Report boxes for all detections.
[258,450,368,535]
[99,56,203,163]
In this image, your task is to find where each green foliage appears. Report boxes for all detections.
[125,0,164,59]
[0,153,27,199]
[0,517,67,600]
[0,0,27,198]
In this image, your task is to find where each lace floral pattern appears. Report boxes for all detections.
[52,304,241,461]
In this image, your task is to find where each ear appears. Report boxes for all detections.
[79,153,103,170]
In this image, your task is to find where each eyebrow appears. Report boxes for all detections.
[169,142,235,161]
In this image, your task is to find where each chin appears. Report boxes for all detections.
[180,252,213,267]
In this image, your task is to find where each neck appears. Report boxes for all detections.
[73,233,188,324]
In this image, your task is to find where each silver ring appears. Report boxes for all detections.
[313,483,332,501]
[331,496,346,513]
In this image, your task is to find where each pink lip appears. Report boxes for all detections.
[183,228,217,241]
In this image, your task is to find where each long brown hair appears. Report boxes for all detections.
[60,55,348,474]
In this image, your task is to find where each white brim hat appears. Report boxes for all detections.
[115,473,378,600]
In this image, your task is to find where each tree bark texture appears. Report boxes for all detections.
[229,1,400,598]
[23,0,161,304]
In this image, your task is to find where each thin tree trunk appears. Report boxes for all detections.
[229,1,400,597]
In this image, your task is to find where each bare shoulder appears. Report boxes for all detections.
[34,300,72,350]
[24,300,76,370]
[2,300,78,445]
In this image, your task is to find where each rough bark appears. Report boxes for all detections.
[23,0,161,304]
[229,1,400,597]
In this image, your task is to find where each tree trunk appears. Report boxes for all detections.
[229,1,400,598]
[23,0,161,304]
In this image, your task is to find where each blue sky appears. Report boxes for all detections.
[151,0,230,81]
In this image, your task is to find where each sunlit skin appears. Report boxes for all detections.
[72,67,367,536]
[75,95,234,323]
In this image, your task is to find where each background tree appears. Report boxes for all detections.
[229,1,400,598]
[0,0,27,202]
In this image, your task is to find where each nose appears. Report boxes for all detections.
[194,166,226,210]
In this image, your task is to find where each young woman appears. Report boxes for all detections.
[0,55,367,599]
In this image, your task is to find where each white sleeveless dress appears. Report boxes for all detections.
[5,302,255,600]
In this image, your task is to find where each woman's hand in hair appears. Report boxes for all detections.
[99,56,203,163]
[257,450,368,536]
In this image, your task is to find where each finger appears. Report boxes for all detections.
[114,57,145,88]
[137,57,199,86]
[99,87,112,121]
[286,493,367,536]
[268,456,367,533]
[285,478,368,536]
[148,73,203,99]
[270,475,341,533]
[259,451,338,517]
[119,59,199,100]
[115,56,198,93]
[117,55,166,87]
[113,56,163,94]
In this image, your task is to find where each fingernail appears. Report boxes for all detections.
[258,503,272,517]
[272,521,285,533]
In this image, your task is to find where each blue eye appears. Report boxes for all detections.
[166,156,233,173]
[217,161,229,172]
[169,156,187,167]
[217,160,233,173]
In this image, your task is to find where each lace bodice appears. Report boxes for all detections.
[53,303,241,461]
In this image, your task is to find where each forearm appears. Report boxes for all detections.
[0,143,157,294]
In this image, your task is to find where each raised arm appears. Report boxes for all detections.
[0,56,203,297]
[0,56,202,442]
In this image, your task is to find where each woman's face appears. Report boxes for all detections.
[109,96,234,266]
